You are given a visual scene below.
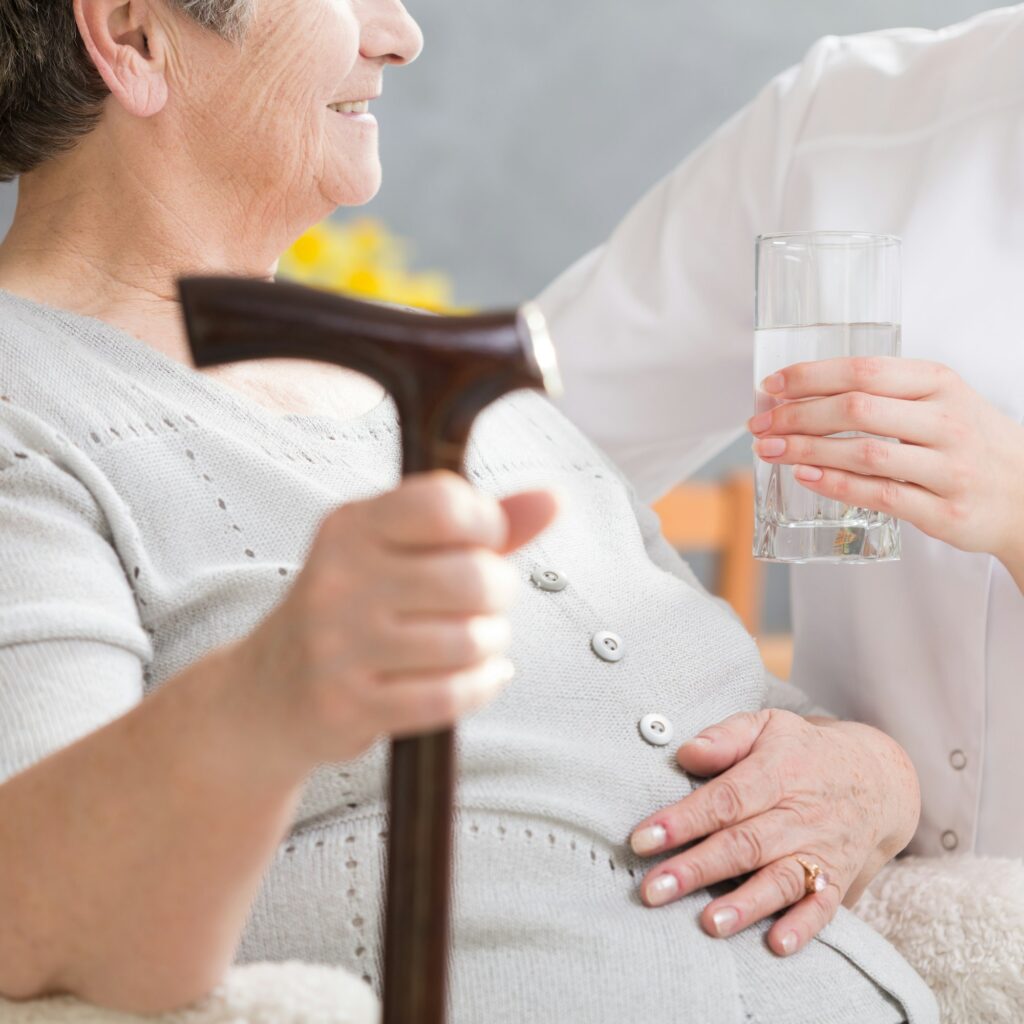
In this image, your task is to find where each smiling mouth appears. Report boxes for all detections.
[328,100,371,114]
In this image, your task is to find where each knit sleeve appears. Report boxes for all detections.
[597,445,836,719]
[0,408,151,785]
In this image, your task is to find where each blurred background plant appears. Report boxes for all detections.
[277,218,464,313]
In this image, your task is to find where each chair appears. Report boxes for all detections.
[651,470,794,679]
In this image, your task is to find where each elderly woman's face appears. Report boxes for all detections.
[173,0,422,219]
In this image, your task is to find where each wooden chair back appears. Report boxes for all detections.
[652,470,761,634]
[652,471,794,678]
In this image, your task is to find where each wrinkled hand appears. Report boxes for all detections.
[628,709,920,957]
[748,357,1024,581]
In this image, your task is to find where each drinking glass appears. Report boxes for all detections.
[753,231,902,562]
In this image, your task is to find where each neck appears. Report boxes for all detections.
[0,113,299,366]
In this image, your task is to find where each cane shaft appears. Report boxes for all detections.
[381,439,465,1024]
[383,730,455,1024]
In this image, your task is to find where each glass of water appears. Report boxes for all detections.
[753,231,902,563]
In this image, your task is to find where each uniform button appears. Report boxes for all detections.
[531,568,569,592]
[949,749,967,771]
[941,830,959,852]
[639,713,674,747]
[591,630,624,662]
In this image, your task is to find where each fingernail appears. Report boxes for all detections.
[630,824,667,855]
[476,659,515,700]
[761,374,786,394]
[793,465,824,482]
[493,657,516,684]
[755,437,786,458]
[471,610,512,651]
[749,412,773,434]
[781,932,799,955]
[712,907,740,937]
[645,873,680,907]
[684,735,713,748]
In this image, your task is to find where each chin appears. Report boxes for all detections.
[331,183,381,209]
[327,162,382,208]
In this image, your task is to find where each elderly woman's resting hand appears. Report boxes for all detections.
[628,709,921,957]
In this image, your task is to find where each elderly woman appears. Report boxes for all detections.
[0,2,937,1022]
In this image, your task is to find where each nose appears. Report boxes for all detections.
[360,0,424,66]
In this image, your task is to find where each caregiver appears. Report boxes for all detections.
[537,0,1024,875]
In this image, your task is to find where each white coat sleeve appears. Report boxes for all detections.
[533,36,838,504]
[0,404,151,785]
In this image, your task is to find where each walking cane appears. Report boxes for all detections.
[177,275,561,1024]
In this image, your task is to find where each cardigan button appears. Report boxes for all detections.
[949,749,967,771]
[591,631,624,662]
[941,830,959,852]
[531,568,569,592]
[639,714,674,747]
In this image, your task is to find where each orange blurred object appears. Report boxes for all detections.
[652,471,794,680]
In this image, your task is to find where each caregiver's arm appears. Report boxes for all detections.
[0,466,557,1015]
[533,34,837,501]
[750,357,1024,594]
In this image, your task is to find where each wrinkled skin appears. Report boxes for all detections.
[88,0,425,233]
[630,708,921,957]
[0,0,422,373]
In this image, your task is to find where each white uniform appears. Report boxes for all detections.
[535,4,1024,858]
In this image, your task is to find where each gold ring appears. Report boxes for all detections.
[795,857,828,897]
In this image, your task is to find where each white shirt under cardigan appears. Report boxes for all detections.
[535,3,1024,860]
[0,288,936,1022]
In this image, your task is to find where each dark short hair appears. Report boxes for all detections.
[0,1,253,182]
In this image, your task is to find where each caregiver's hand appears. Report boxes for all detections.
[628,709,920,957]
[231,470,559,771]
[749,357,1024,583]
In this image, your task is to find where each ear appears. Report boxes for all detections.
[74,0,169,117]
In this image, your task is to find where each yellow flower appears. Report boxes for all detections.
[289,230,324,269]
[344,267,384,298]
[280,217,466,313]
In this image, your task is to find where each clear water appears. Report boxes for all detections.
[753,323,902,563]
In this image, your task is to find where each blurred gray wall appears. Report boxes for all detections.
[369,0,997,306]
[0,0,999,629]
